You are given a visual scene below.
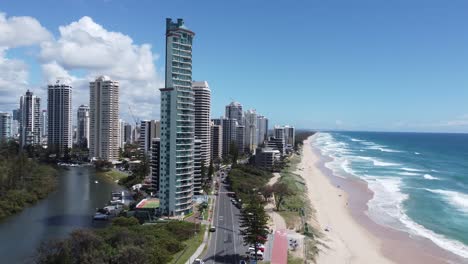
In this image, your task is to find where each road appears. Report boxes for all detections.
[203,174,247,264]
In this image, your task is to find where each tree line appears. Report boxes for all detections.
[36,217,200,264]
[0,141,57,220]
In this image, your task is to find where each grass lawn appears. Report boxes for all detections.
[97,169,128,181]
[170,225,206,264]
[278,210,301,230]
[287,253,303,264]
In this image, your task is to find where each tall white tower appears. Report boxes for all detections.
[19,90,41,147]
[89,76,119,161]
[193,80,211,176]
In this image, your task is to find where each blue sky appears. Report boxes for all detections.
[1,0,468,132]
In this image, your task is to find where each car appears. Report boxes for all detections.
[239,261,247,264]
[209,226,216,232]
[249,251,264,260]
[193,259,204,264]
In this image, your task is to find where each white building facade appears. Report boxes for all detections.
[89,76,120,161]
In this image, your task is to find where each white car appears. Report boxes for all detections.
[193,259,204,264]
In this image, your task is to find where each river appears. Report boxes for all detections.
[0,166,124,263]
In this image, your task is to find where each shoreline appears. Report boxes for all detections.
[299,134,466,264]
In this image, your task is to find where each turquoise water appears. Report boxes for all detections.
[312,132,468,259]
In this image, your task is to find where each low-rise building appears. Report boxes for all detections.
[255,147,281,171]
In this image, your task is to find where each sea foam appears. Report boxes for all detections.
[423,174,439,180]
[358,156,401,167]
[425,189,468,214]
[313,132,468,259]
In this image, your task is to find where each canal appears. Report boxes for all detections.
[0,166,124,263]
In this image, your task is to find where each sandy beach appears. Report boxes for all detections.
[299,134,466,264]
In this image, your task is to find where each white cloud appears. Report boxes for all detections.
[0,48,29,109]
[0,12,52,48]
[39,16,162,122]
[0,12,52,111]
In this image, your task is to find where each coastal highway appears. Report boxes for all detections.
[203,176,247,263]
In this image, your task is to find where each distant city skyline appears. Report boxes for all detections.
[0,1,468,132]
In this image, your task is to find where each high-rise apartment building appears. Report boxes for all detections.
[225,101,243,122]
[257,115,268,146]
[89,76,120,161]
[118,119,125,149]
[139,120,161,156]
[236,125,245,155]
[0,113,12,140]
[19,90,41,147]
[244,109,258,153]
[274,125,295,150]
[77,105,90,148]
[40,110,47,143]
[193,139,202,193]
[192,81,211,168]
[274,126,285,141]
[47,80,73,154]
[124,123,132,144]
[12,109,20,121]
[219,118,237,158]
[284,125,295,149]
[150,138,161,195]
[159,18,195,216]
[210,122,222,163]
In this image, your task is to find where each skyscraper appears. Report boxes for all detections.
[225,101,243,122]
[77,105,90,148]
[150,138,161,195]
[236,124,245,155]
[124,123,132,144]
[19,90,41,147]
[193,81,211,168]
[274,125,295,150]
[139,120,161,156]
[159,18,195,216]
[219,118,237,158]
[284,125,295,149]
[0,113,12,140]
[118,119,125,150]
[89,76,120,161]
[40,110,48,144]
[47,80,72,155]
[257,115,269,146]
[193,139,202,193]
[210,122,222,163]
[244,109,258,153]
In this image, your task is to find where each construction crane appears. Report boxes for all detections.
[128,105,140,127]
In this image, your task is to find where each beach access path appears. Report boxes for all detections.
[299,135,394,264]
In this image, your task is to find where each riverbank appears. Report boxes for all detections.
[96,168,128,182]
[0,160,58,221]
[301,134,466,264]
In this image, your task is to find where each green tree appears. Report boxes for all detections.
[272,182,293,211]
[239,197,270,262]
[208,160,214,178]
[229,141,238,165]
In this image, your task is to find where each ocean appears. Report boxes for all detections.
[312,131,468,259]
